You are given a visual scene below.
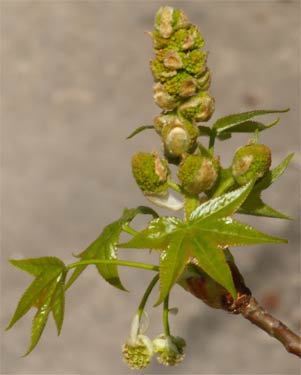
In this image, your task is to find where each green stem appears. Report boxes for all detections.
[137,274,159,320]
[122,224,138,236]
[67,259,159,272]
[163,294,171,337]
[167,178,183,194]
[184,194,200,220]
[211,175,235,198]
[209,132,216,155]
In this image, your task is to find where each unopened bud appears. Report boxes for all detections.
[132,152,170,194]
[178,92,215,122]
[232,144,271,185]
[177,155,219,194]
[162,120,198,158]
[153,82,179,110]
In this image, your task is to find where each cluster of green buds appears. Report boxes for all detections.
[131,6,218,208]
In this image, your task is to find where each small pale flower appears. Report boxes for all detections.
[122,334,153,370]
[153,334,186,366]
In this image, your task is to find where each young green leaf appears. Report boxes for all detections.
[191,235,236,299]
[197,217,288,246]
[7,258,65,330]
[215,118,279,138]
[212,109,288,134]
[239,194,292,220]
[65,206,158,290]
[9,257,65,277]
[119,216,182,250]
[126,125,154,139]
[252,153,294,192]
[155,232,188,306]
[24,275,64,356]
[190,179,254,223]
[51,271,66,335]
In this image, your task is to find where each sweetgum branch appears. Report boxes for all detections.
[182,258,301,358]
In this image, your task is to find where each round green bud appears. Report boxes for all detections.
[150,57,177,82]
[178,92,215,122]
[153,334,186,367]
[232,143,271,185]
[162,120,198,158]
[163,50,184,70]
[163,71,198,98]
[132,152,170,194]
[122,334,153,370]
[154,112,183,135]
[178,155,219,194]
[153,82,179,110]
[183,49,207,75]
[155,6,189,39]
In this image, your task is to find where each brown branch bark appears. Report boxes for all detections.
[239,296,301,357]
[179,258,301,358]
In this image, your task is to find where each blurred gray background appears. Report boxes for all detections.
[1,0,300,374]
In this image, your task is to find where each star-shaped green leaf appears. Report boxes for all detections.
[7,257,67,355]
[119,181,287,305]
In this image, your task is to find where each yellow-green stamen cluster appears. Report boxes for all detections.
[178,154,219,194]
[122,335,153,370]
[132,152,170,194]
[232,143,271,185]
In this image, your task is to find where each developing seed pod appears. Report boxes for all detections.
[162,120,198,158]
[178,92,215,122]
[131,152,170,194]
[177,154,219,194]
[232,143,271,185]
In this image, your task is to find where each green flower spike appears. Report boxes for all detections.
[131,152,170,194]
[153,334,186,366]
[232,143,271,185]
[162,120,199,158]
[178,154,220,194]
[122,314,153,370]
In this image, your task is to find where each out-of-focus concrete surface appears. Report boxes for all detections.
[1,1,300,374]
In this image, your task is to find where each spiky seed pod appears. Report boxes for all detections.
[232,144,271,185]
[122,334,153,370]
[162,120,199,158]
[153,334,186,366]
[154,6,189,39]
[177,154,219,194]
[131,152,170,194]
[178,92,215,122]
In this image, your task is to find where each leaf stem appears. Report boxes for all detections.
[211,175,235,198]
[137,274,159,321]
[122,225,139,236]
[163,294,171,336]
[167,178,183,194]
[209,132,216,155]
[67,259,159,272]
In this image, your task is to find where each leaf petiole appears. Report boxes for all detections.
[137,274,159,321]
[122,224,139,236]
[163,294,171,336]
[67,259,159,272]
